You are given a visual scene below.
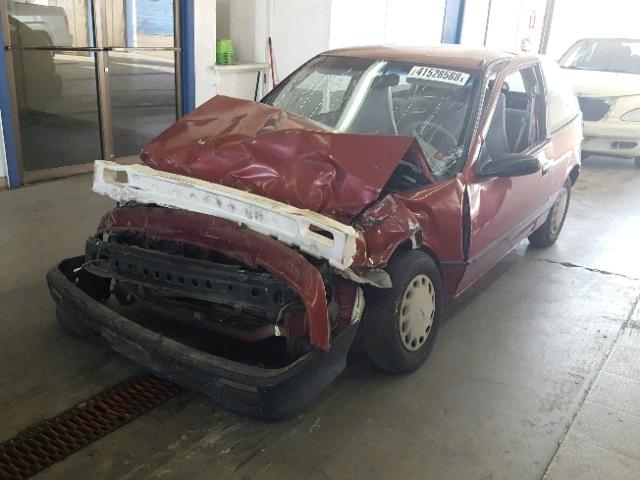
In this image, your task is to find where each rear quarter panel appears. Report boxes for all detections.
[553,115,582,185]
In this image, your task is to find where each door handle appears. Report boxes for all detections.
[541,164,550,176]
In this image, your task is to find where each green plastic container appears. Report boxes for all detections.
[216,38,235,65]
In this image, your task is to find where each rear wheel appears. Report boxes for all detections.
[528,179,571,248]
[363,251,442,373]
[634,157,640,169]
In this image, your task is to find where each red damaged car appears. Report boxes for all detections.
[47,46,582,418]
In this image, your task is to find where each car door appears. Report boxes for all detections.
[456,62,552,294]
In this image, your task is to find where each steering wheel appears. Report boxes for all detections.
[407,121,459,160]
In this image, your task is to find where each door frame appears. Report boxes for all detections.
[456,58,550,294]
[0,0,189,186]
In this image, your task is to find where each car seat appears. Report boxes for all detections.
[505,108,530,153]
[484,93,511,160]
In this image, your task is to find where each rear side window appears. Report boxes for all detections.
[540,58,580,134]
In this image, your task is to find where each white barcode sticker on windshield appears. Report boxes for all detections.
[407,66,470,86]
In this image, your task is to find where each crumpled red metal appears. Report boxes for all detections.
[140,95,430,223]
[99,207,332,351]
[94,97,468,350]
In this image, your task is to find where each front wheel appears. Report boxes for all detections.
[528,179,571,248]
[363,251,442,373]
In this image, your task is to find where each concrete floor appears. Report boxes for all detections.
[1,156,639,479]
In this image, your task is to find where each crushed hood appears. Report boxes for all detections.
[140,96,430,223]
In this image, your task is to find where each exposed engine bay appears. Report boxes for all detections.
[83,223,365,362]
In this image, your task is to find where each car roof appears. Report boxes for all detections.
[321,45,530,70]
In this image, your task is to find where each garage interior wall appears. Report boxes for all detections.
[0,111,6,185]
[269,0,331,80]
[0,0,457,186]
[215,0,270,64]
[460,0,548,53]
[484,0,528,50]
[250,0,449,82]
[216,0,331,83]
[545,0,640,58]
[459,0,491,46]
[0,0,458,183]
[194,0,217,106]
[182,0,471,114]
[215,0,453,88]
[330,0,446,50]
[224,0,258,66]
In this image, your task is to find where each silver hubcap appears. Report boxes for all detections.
[551,188,568,234]
[399,274,436,352]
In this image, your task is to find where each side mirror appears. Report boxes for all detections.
[477,153,541,177]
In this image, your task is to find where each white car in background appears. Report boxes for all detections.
[560,38,640,168]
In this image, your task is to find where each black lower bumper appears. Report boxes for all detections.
[47,257,358,420]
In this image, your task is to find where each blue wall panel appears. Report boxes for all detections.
[179,0,195,115]
[441,0,467,44]
[0,20,21,187]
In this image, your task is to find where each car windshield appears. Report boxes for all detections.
[560,39,640,75]
[262,55,478,178]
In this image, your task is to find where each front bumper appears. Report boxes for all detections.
[47,257,358,420]
[93,160,358,270]
[583,120,640,157]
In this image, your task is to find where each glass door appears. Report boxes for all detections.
[102,0,179,157]
[1,0,180,181]
[4,0,102,175]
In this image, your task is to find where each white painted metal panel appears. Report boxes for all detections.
[93,160,358,270]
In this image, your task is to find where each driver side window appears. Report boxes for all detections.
[483,65,545,164]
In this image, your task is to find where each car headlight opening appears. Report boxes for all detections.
[621,108,640,122]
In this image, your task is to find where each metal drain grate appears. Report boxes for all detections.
[0,374,182,480]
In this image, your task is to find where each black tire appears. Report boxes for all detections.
[363,250,442,373]
[634,157,640,169]
[528,179,571,248]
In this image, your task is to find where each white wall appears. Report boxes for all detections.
[330,0,387,48]
[461,0,547,53]
[194,0,216,107]
[216,0,231,38]
[459,0,491,46]
[330,0,446,49]
[194,0,217,106]
[269,0,332,80]
[229,0,258,63]
[198,0,453,98]
[0,110,7,181]
[201,0,331,95]
[546,0,640,59]
[483,0,523,50]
